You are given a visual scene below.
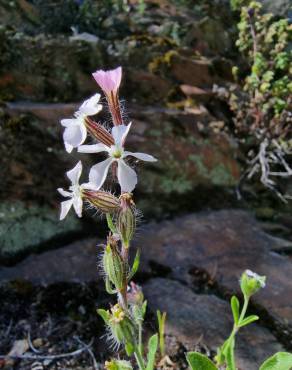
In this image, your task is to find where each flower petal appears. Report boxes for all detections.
[78,143,109,154]
[81,182,100,191]
[63,120,87,148]
[89,158,113,189]
[66,161,82,185]
[112,122,131,146]
[118,159,137,193]
[79,93,102,116]
[60,118,80,127]
[123,151,157,162]
[92,67,122,94]
[73,195,83,218]
[60,199,73,220]
[57,188,72,197]
[64,141,73,153]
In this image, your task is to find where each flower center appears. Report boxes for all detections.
[69,185,82,198]
[109,145,123,159]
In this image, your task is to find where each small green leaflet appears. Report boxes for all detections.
[186,352,217,370]
[231,296,240,325]
[146,334,158,370]
[259,352,292,370]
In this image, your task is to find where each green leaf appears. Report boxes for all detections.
[105,276,117,294]
[231,296,240,325]
[157,310,167,357]
[238,315,259,327]
[128,249,140,280]
[141,300,147,318]
[125,342,135,356]
[259,352,292,370]
[186,352,217,370]
[146,334,158,370]
[97,308,109,324]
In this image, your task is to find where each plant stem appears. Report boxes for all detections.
[138,321,143,355]
[238,296,249,325]
[134,346,146,370]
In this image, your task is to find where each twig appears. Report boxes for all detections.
[27,329,42,354]
[74,336,99,370]
[0,339,94,361]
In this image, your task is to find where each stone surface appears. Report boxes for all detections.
[0,202,84,262]
[137,210,292,344]
[143,278,284,369]
[0,238,99,284]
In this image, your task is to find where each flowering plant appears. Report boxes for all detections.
[59,67,164,369]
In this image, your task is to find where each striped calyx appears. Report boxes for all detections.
[84,190,120,213]
[103,238,125,290]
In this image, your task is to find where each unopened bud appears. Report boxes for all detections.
[84,190,120,214]
[127,282,144,306]
[240,270,266,298]
[117,194,136,248]
[103,238,125,291]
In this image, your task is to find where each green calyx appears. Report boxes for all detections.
[117,206,136,248]
[103,241,125,291]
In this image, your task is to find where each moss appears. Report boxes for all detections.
[148,50,178,73]
[0,201,83,260]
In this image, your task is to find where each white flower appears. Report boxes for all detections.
[57,161,97,220]
[245,269,266,288]
[60,94,102,153]
[78,123,157,193]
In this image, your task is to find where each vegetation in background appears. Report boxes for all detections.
[227,0,291,201]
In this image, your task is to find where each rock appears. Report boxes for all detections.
[137,210,292,345]
[169,54,215,87]
[261,0,291,16]
[144,278,284,369]
[0,238,99,284]
[184,17,232,55]
[0,202,84,263]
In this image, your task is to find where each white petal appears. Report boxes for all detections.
[60,118,80,128]
[89,158,113,189]
[66,161,82,185]
[64,141,73,153]
[112,122,132,146]
[123,151,157,162]
[81,182,100,191]
[78,143,109,154]
[63,121,87,148]
[60,199,73,220]
[73,195,83,218]
[57,188,72,197]
[118,159,137,193]
[79,93,102,116]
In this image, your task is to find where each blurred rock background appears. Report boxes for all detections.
[0,1,291,368]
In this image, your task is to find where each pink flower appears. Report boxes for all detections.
[92,67,122,95]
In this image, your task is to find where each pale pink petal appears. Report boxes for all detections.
[92,66,122,94]
[112,122,131,146]
[57,188,72,197]
[73,196,83,218]
[66,161,82,185]
[118,159,137,193]
[79,93,102,116]
[123,151,157,162]
[60,199,73,220]
[63,121,87,148]
[78,143,109,154]
[89,158,113,189]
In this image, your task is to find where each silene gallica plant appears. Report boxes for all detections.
[58,66,164,370]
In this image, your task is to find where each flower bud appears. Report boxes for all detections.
[84,190,120,214]
[127,282,144,306]
[105,359,133,370]
[103,238,125,291]
[117,194,136,248]
[240,270,266,298]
